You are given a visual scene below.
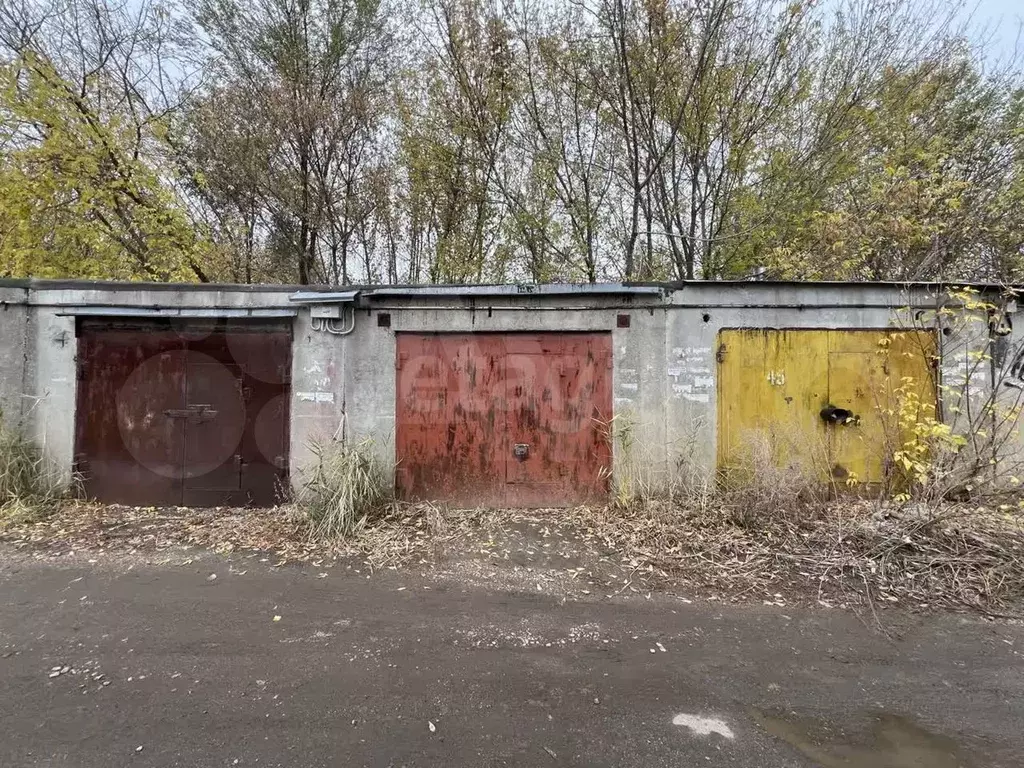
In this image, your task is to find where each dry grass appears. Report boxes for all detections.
[2,422,1021,615]
[0,500,492,570]
[297,438,392,540]
[713,427,835,525]
[3,495,1023,616]
[558,500,1024,614]
[0,420,66,526]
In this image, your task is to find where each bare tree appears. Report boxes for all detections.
[188,0,395,284]
[506,0,615,282]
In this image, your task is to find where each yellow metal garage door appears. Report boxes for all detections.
[716,329,937,484]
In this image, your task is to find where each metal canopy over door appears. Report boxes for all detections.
[396,332,612,507]
[75,319,292,507]
[716,329,937,484]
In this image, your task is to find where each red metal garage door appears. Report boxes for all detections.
[395,333,612,507]
[74,319,291,507]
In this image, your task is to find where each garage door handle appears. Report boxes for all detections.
[513,443,530,460]
[163,406,218,422]
[191,405,218,423]
[820,405,858,425]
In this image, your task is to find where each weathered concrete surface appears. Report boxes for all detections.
[0,278,1010,495]
[31,307,77,482]
[0,553,1021,767]
[0,287,29,428]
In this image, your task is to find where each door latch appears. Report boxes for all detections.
[820,405,858,425]
[191,405,218,423]
[163,404,218,423]
[513,443,530,460]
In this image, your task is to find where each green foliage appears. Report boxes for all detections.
[0,52,210,281]
[1,0,1022,285]
[735,54,1024,281]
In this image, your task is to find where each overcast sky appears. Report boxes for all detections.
[971,0,1022,59]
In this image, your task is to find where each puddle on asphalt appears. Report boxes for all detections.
[752,709,965,767]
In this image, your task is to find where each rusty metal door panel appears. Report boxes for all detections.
[75,328,186,506]
[395,332,612,508]
[182,327,291,507]
[396,334,507,507]
[229,329,292,507]
[75,321,291,508]
[182,355,246,496]
[505,334,612,507]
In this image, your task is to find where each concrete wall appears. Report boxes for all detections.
[664,283,932,478]
[31,307,77,481]
[289,294,667,484]
[0,285,30,429]
[0,278,1011,499]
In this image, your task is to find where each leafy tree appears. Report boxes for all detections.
[736,53,1024,280]
[0,0,211,280]
[0,0,1021,285]
[395,0,518,283]
[508,2,614,282]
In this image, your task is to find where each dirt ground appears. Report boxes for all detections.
[3,500,1024,619]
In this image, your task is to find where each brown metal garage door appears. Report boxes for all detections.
[74,318,291,507]
[395,332,612,507]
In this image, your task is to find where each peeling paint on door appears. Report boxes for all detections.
[716,329,937,484]
[395,333,612,507]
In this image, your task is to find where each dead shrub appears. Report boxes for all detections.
[717,427,831,527]
[298,437,392,540]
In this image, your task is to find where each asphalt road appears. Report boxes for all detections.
[1,552,1022,768]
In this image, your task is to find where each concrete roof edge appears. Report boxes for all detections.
[0,276,1019,294]
[666,279,1021,291]
[364,283,665,298]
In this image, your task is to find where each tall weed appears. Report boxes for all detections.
[0,420,64,525]
[298,437,391,539]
